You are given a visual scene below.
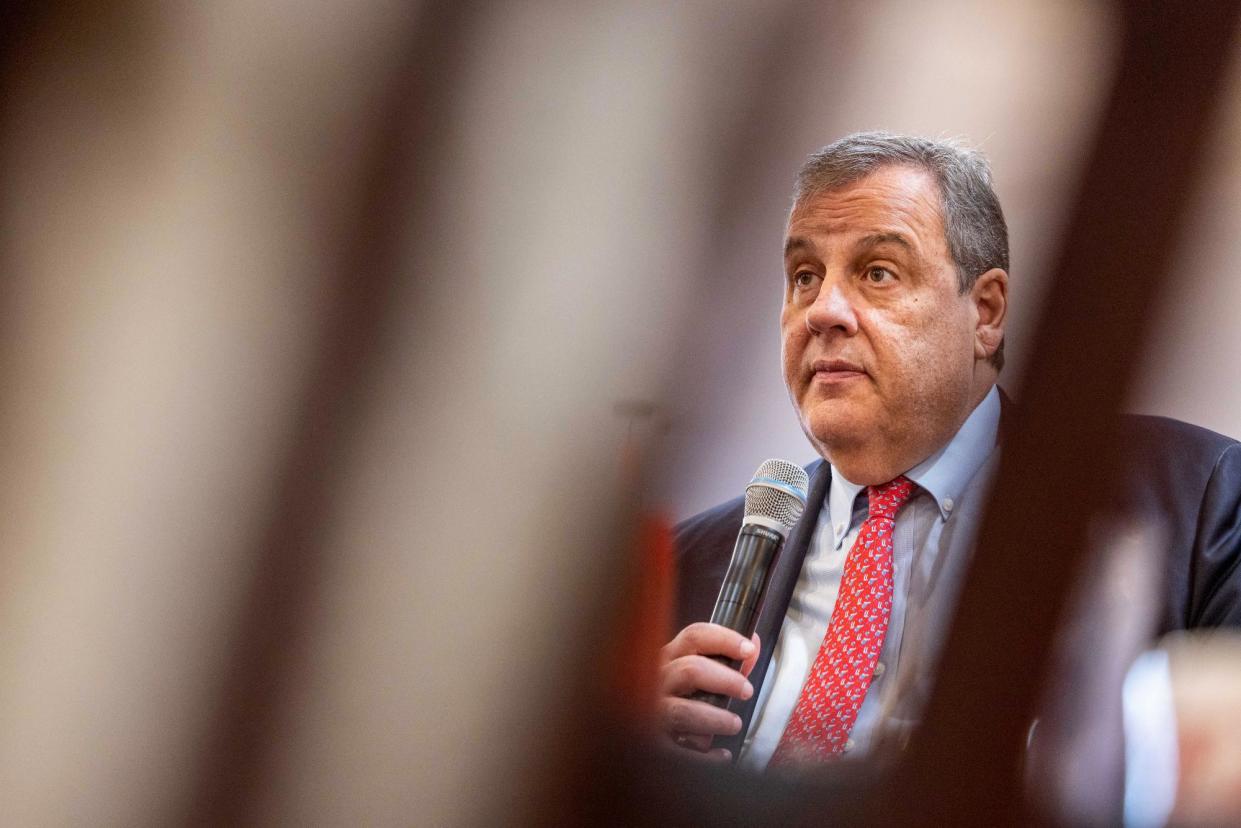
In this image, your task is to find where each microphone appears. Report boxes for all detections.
[692,459,809,709]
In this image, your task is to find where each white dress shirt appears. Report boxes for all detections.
[738,385,1002,771]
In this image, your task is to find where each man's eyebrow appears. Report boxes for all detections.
[784,236,814,260]
[856,231,914,252]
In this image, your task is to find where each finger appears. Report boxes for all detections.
[671,731,712,753]
[660,622,758,664]
[659,731,733,764]
[659,654,755,700]
[658,696,744,741]
[668,740,732,765]
[739,633,761,677]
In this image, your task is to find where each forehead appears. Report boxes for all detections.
[785,164,946,251]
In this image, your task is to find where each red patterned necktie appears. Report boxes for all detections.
[770,475,915,765]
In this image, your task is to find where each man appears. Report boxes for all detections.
[656,132,1241,775]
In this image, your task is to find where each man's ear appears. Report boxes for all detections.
[971,268,1008,361]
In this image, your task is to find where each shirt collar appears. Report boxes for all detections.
[826,465,865,535]
[827,384,1001,525]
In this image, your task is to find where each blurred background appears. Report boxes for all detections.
[0,1,1238,824]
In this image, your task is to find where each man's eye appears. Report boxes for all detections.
[794,271,817,288]
[866,266,894,283]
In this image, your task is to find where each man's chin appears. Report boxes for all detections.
[800,411,874,459]
[801,419,902,485]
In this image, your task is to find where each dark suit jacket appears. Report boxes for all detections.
[673,411,1241,753]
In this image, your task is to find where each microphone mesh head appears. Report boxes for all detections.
[744,459,810,531]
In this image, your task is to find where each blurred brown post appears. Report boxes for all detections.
[180,3,480,824]
[881,2,1241,824]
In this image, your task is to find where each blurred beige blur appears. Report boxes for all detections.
[1166,634,1241,826]
[0,2,1239,825]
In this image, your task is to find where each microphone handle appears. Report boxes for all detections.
[690,523,784,709]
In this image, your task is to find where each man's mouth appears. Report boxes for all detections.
[809,358,867,384]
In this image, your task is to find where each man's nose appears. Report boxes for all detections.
[805,281,859,336]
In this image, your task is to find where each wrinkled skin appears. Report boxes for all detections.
[780,164,1006,484]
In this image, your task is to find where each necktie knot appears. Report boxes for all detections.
[866,475,914,521]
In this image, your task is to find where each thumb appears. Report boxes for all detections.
[740,633,761,677]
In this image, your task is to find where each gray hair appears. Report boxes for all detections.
[793,131,1009,369]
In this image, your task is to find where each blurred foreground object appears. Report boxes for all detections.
[0,1,821,824]
[1166,633,1241,825]
[1028,518,1164,825]
[2,0,1241,825]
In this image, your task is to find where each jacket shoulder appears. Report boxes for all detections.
[675,496,745,551]
[1121,412,1238,459]
[1118,414,1241,630]
[1118,413,1239,503]
[671,497,744,629]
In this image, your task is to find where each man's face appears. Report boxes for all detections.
[780,164,990,485]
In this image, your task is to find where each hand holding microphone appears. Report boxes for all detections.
[657,624,761,760]
[656,460,809,760]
